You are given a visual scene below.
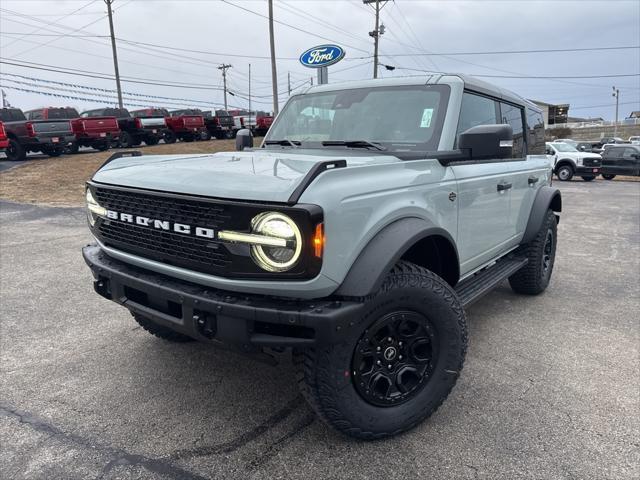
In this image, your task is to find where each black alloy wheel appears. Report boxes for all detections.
[352,311,438,407]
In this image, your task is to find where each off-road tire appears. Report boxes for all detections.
[163,131,177,144]
[133,313,194,343]
[602,174,616,180]
[294,261,467,440]
[581,176,595,181]
[509,209,557,295]
[200,130,212,141]
[556,165,574,181]
[6,139,26,161]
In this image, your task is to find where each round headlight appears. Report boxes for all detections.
[86,189,106,227]
[250,212,302,272]
[86,189,97,226]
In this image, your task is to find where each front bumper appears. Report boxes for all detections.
[575,165,600,176]
[83,244,362,349]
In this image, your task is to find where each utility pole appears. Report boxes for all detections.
[612,86,620,136]
[268,0,279,115]
[218,64,232,111]
[105,0,123,108]
[248,63,252,129]
[364,0,388,79]
[288,72,291,96]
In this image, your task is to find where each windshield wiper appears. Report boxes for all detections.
[321,140,386,151]
[264,139,301,148]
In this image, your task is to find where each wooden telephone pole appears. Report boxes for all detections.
[105,0,123,107]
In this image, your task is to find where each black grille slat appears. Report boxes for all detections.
[94,187,234,275]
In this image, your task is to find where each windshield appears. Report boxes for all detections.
[265,85,450,152]
[551,143,578,152]
[48,108,79,119]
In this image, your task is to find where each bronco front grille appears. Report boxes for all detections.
[89,184,323,279]
[94,186,235,275]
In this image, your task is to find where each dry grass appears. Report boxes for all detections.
[1,140,638,207]
[0,139,255,207]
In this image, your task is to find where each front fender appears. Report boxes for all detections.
[335,217,458,297]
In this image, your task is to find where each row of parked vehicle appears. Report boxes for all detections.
[546,136,640,181]
[0,106,274,161]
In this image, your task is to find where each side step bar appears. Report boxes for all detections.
[455,256,528,307]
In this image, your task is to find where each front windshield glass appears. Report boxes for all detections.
[266,85,450,152]
[552,143,578,152]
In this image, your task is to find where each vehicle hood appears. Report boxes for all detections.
[91,150,401,203]
[555,151,601,160]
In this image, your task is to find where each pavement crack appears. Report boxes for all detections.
[244,412,316,473]
[168,394,304,460]
[0,401,209,480]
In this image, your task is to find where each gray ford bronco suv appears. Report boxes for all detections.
[83,75,560,440]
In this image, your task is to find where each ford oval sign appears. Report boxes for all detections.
[299,45,345,68]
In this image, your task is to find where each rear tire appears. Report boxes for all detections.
[200,130,212,141]
[144,135,159,146]
[67,142,80,154]
[509,209,557,295]
[119,131,134,148]
[163,131,177,144]
[581,176,595,181]
[294,261,467,440]
[6,139,26,161]
[602,174,616,180]
[94,141,109,152]
[556,165,574,181]
[133,313,194,343]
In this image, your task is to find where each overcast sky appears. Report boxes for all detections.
[1,0,639,120]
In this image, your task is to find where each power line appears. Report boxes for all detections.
[375,45,640,57]
[1,0,98,50]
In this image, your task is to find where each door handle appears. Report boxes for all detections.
[528,176,539,185]
[497,182,512,191]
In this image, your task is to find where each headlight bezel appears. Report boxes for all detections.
[249,211,303,272]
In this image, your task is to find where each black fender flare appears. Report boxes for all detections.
[335,217,459,297]
[522,186,562,244]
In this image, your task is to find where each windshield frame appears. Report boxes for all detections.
[264,84,451,155]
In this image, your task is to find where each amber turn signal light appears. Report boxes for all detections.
[313,223,324,258]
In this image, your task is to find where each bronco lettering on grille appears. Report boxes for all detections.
[105,210,215,239]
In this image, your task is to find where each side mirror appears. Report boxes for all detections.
[235,128,253,151]
[458,124,513,160]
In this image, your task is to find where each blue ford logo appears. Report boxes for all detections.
[299,45,345,68]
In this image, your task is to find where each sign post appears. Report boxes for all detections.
[299,45,345,85]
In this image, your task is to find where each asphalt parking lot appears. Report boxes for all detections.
[1,180,638,480]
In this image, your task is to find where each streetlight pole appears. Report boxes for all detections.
[105,0,123,108]
[268,0,279,115]
[612,86,620,136]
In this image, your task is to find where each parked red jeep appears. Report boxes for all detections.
[0,121,9,150]
[132,108,205,142]
[25,107,119,153]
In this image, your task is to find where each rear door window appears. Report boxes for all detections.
[500,102,525,157]
[526,108,545,155]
